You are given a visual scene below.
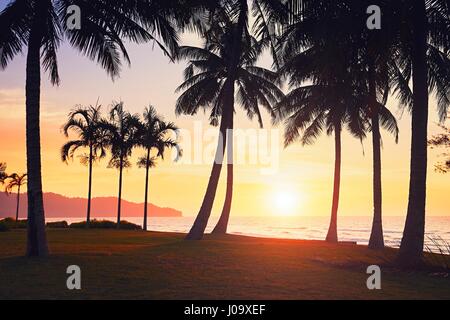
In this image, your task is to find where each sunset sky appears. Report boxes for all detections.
[0,1,448,219]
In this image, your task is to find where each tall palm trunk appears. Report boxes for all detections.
[15,185,21,221]
[185,84,233,240]
[117,155,124,228]
[143,148,151,231]
[25,22,49,257]
[398,0,429,267]
[211,114,234,234]
[185,8,245,241]
[368,63,384,249]
[325,123,341,243]
[86,143,93,228]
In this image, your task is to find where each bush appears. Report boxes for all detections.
[0,223,10,232]
[69,219,141,230]
[0,217,27,229]
[119,220,142,230]
[46,221,69,228]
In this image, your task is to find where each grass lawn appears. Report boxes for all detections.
[0,229,449,299]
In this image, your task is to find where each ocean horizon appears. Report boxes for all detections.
[47,215,450,253]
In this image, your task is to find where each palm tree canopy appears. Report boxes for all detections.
[0,0,188,83]
[276,0,404,147]
[61,105,109,164]
[103,102,140,168]
[4,173,27,194]
[137,155,157,169]
[176,16,284,127]
[136,105,180,161]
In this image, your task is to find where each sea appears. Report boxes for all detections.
[47,215,450,253]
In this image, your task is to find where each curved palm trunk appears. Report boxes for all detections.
[398,0,428,267]
[117,156,124,228]
[368,63,384,249]
[185,111,230,240]
[143,148,151,231]
[325,124,341,243]
[15,185,21,221]
[185,82,234,240]
[25,24,49,257]
[185,8,244,240]
[211,115,234,234]
[86,144,93,228]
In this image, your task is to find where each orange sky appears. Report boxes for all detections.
[0,36,448,219]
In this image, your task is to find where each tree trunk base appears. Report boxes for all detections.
[185,232,203,240]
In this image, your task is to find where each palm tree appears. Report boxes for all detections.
[5,173,28,221]
[276,3,373,242]
[277,79,368,242]
[176,12,284,239]
[104,102,140,228]
[61,105,109,227]
[397,0,450,267]
[136,106,179,231]
[0,0,182,257]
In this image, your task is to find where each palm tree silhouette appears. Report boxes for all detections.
[4,173,27,221]
[176,11,284,239]
[0,0,182,257]
[276,7,371,242]
[61,104,109,227]
[397,0,450,267]
[136,106,179,231]
[103,102,140,228]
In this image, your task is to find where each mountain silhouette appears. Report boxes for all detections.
[0,192,182,219]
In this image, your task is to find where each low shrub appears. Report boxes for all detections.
[46,221,69,228]
[0,217,27,229]
[118,220,142,230]
[69,219,141,230]
[0,223,10,232]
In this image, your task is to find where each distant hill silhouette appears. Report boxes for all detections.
[0,192,182,219]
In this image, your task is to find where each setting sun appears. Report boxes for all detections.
[273,190,299,216]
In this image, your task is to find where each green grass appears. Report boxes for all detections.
[0,229,449,299]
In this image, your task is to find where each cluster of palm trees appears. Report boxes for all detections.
[174,0,450,269]
[61,103,179,230]
[1,0,449,268]
[0,163,28,221]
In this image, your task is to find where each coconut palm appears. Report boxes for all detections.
[397,0,450,267]
[176,12,284,239]
[5,173,27,221]
[136,106,179,230]
[276,73,368,243]
[61,105,109,227]
[103,102,140,228]
[283,0,449,259]
[0,0,183,257]
[277,0,403,242]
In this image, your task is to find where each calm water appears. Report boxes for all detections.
[48,215,450,253]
